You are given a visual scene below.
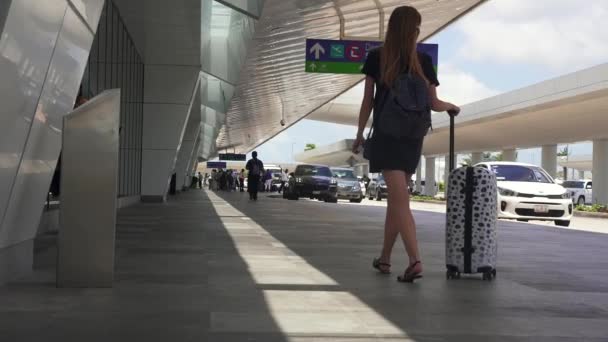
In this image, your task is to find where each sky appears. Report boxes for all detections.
[252,0,608,169]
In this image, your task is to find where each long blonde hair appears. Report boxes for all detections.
[380,6,427,88]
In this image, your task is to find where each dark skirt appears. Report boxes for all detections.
[369,132,424,174]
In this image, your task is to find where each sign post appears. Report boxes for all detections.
[305,39,438,75]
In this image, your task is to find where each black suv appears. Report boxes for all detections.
[286,164,338,202]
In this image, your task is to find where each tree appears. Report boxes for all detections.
[304,143,316,151]
[557,146,569,157]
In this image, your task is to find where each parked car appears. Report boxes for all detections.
[409,177,438,195]
[287,164,338,203]
[331,167,363,203]
[367,174,387,201]
[562,180,593,206]
[476,162,573,227]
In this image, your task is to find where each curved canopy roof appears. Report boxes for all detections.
[216,0,486,154]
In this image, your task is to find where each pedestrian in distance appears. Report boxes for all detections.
[264,169,273,192]
[352,5,460,283]
[226,170,233,191]
[198,172,203,189]
[279,169,289,193]
[239,169,246,192]
[246,151,264,201]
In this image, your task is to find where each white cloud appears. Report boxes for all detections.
[458,0,608,72]
[436,64,499,105]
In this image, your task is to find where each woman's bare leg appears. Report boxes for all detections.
[383,170,421,270]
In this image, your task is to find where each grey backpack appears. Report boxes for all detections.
[376,72,431,139]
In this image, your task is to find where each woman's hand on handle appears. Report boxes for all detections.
[447,104,460,117]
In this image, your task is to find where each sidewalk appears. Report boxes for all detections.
[1,189,608,341]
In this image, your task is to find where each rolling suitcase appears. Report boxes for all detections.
[445,112,498,280]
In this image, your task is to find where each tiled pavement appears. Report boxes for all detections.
[1,189,608,341]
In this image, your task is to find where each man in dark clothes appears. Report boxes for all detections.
[246,151,264,201]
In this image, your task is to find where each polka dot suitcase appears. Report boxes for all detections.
[446,166,498,280]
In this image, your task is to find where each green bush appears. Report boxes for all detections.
[411,195,445,202]
[438,182,445,192]
[575,204,608,213]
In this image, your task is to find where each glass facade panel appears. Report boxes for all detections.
[80,0,144,197]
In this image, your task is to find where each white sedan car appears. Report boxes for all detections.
[476,162,573,227]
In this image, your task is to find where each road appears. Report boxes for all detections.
[289,195,608,234]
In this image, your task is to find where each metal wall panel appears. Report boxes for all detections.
[1,5,94,248]
[0,0,67,249]
[57,89,120,288]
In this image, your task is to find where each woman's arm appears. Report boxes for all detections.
[428,85,460,114]
[352,76,375,152]
[357,76,375,136]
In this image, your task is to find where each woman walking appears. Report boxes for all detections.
[353,6,460,282]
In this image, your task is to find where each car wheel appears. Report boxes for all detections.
[577,196,585,206]
[376,192,382,201]
[555,220,570,227]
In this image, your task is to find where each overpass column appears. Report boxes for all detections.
[415,161,423,193]
[444,155,450,190]
[502,149,517,162]
[471,152,483,165]
[592,139,608,205]
[541,145,558,178]
[424,157,436,197]
[362,163,370,177]
[578,170,586,180]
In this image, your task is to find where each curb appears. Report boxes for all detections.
[411,199,446,205]
[573,211,608,219]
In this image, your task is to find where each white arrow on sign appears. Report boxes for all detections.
[309,63,317,71]
[309,43,326,60]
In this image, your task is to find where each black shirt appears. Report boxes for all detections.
[362,48,439,86]
[362,49,439,125]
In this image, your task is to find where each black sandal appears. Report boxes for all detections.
[373,258,391,274]
[397,261,423,283]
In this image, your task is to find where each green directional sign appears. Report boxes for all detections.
[305,61,364,74]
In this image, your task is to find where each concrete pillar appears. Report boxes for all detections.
[502,149,517,162]
[424,157,436,197]
[471,152,483,165]
[184,138,201,189]
[578,170,585,180]
[592,139,608,205]
[541,145,558,178]
[444,155,450,188]
[415,160,423,193]
[141,68,201,202]
[175,91,202,191]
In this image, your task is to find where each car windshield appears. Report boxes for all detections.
[298,166,332,177]
[331,169,356,179]
[490,165,553,183]
[377,175,384,182]
[562,181,584,189]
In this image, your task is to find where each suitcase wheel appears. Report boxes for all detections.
[446,270,461,280]
[482,269,496,281]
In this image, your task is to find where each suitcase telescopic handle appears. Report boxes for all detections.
[447,110,457,173]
